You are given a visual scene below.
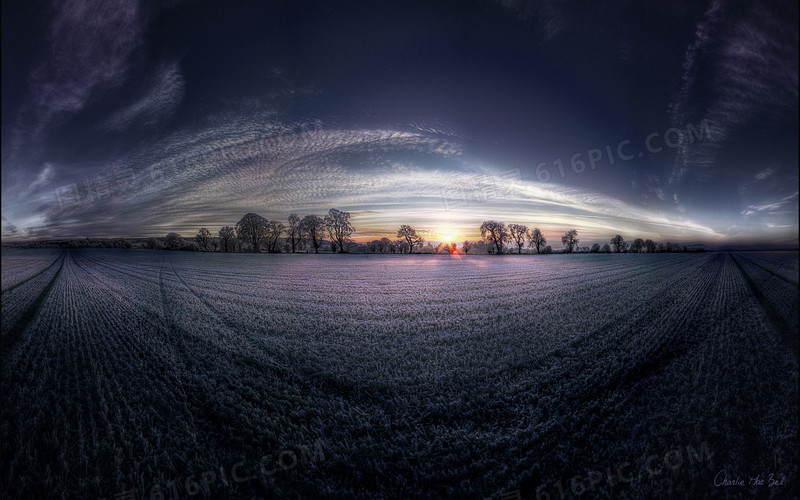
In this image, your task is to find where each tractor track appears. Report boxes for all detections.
[731,252,797,351]
[1,250,66,353]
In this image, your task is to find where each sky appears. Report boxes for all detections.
[2,0,798,247]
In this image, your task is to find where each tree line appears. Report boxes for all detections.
[143,211,703,254]
[147,209,357,253]
[475,221,700,254]
[474,222,700,254]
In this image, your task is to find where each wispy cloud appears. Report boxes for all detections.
[669,1,798,186]
[754,167,775,181]
[744,191,799,213]
[18,0,144,146]
[106,61,185,131]
[1,216,20,238]
[7,0,185,165]
[19,163,56,198]
[18,116,731,243]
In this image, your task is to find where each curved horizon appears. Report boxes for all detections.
[2,1,797,249]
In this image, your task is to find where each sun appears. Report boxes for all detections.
[438,229,457,243]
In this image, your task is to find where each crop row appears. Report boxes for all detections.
[1,249,796,499]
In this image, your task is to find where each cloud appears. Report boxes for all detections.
[106,61,185,130]
[5,0,184,169]
[668,1,798,186]
[22,0,145,139]
[1,216,20,237]
[745,191,799,213]
[17,115,731,243]
[754,167,775,181]
[20,163,56,198]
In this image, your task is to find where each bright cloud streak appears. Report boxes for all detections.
[1,1,796,248]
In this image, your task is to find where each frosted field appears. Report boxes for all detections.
[1,249,797,499]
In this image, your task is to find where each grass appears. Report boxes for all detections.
[1,249,797,499]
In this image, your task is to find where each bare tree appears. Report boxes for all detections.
[236,213,268,253]
[287,214,300,253]
[394,239,409,254]
[195,227,211,251]
[146,237,164,250]
[630,238,644,253]
[379,237,391,253]
[610,234,626,253]
[480,220,509,255]
[529,228,546,254]
[508,224,529,254]
[209,238,219,252]
[264,220,285,253]
[219,226,235,253]
[324,208,355,253]
[561,229,578,253]
[601,243,611,253]
[590,243,601,252]
[165,232,183,251]
[396,225,424,253]
[299,215,325,253]
[462,240,472,254]
[644,239,657,253]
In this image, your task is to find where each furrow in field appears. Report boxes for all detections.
[3,249,795,499]
[591,252,800,499]
[1,250,65,353]
[735,251,798,286]
[171,252,700,401]
[0,249,63,294]
[478,253,727,497]
[384,253,724,496]
[156,262,308,461]
[731,253,798,351]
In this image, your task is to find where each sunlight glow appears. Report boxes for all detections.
[436,227,458,244]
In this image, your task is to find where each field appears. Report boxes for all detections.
[1,249,797,499]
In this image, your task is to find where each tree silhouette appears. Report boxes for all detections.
[480,220,509,255]
[287,214,300,253]
[146,237,164,250]
[236,213,268,253]
[610,234,626,253]
[218,226,235,253]
[299,215,325,253]
[508,224,529,254]
[394,239,409,253]
[165,232,183,251]
[462,240,472,254]
[630,238,644,253]
[264,220,285,253]
[324,209,355,253]
[561,229,578,253]
[396,225,424,254]
[195,228,211,250]
[529,228,546,254]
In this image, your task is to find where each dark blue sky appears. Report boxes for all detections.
[2,0,797,246]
